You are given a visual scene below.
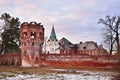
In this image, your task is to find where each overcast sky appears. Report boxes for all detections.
[0,0,120,44]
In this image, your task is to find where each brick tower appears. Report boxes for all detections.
[20,22,44,67]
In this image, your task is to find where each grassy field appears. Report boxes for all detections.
[0,66,47,75]
[0,65,120,74]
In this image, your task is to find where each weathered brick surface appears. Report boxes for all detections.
[0,53,118,67]
[20,22,44,67]
[0,52,21,66]
[40,54,118,67]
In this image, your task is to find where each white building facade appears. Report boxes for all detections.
[46,26,60,54]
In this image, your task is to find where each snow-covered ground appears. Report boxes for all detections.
[0,70,119,80]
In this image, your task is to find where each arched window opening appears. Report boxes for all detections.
[83,47,86,49]
[30,32,36,39]
[23,51,26,56]
[23,32,27,38]
[32,42,34,46]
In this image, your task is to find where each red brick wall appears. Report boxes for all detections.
[0,52,118,67]
[0,52,21,65]
[40,54,118,67]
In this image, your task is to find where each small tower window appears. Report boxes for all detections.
[32,42,34,46]
[83,47,86,49]
[23,32,27,38]
[23,50,26,56]
[30,32,36,39]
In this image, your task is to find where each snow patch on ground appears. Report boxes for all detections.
[0,70,118,80]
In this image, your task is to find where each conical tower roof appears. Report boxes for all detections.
[49,25,57,41]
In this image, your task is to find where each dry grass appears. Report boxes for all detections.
[0,65,120,74]
[43,65,120,73]
[0,66,47,75]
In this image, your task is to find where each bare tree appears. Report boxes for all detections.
[98,15,120,54]
[102,27,116,54]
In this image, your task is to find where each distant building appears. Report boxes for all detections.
[45,28,108,55]
[77,41,98,50]
[58,37,76,54]
[77,41,108,55]
[46,26,60,54]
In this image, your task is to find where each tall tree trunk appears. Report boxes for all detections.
[110,45,113,54]
[116,32,120,54]
[110,36,113,54]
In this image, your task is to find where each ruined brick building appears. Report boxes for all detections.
[0,21,118,67]
[20,22,44,67]
[44,27,108,55]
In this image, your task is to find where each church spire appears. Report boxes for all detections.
[49,24,57,41]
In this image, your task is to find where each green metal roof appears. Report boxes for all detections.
[49,26,57,41]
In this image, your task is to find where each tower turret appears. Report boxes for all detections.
[20,22,44,67]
